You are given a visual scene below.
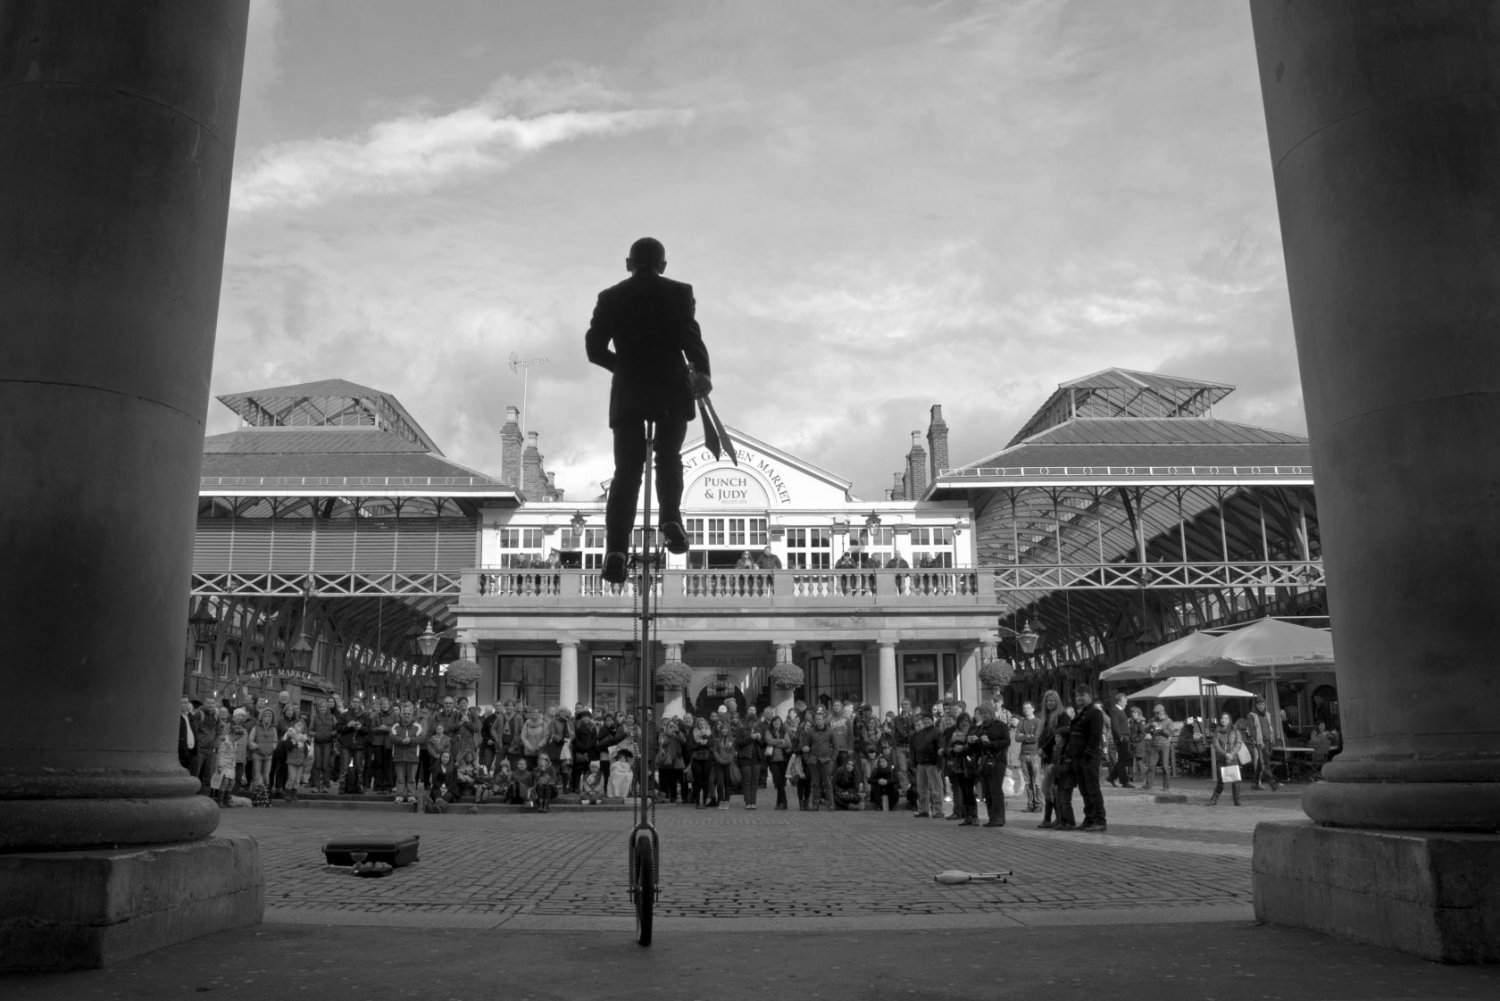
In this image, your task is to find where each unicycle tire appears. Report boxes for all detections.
[633,830,654,946]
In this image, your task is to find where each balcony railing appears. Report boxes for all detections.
[464,567,989,608]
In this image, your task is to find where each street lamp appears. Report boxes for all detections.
[998,616,1041,655]
[417,619,440,694]
[189,604,218,645]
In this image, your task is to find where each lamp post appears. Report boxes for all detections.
[417,619,440,698]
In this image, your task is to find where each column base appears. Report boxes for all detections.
[0,834,263,970]
[1253,821,1500,964]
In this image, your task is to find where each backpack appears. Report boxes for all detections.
[250,782,271,808]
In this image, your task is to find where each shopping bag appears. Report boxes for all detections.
[1219,764,1242,783]
[786,755,805,782]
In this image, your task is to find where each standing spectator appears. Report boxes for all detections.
[247,707,278,791]
[1142,703,1175,790]
[190,699,220,796]
[228,708,251,791]
[801,706,837,811]
[1127,705,1148,784]
[687,715,714,808]
[944,713,981,825]
[1243,695,1283,791]
[909,713,944,818]
[763,714,793,810]
[425,724,451,792]
[177,697,200,774]
[212,719,239,806]
[1072,688,1108,832]
[1035,690,1067,828]
[889,699,916,807]
[1107,692,1134,788]
[390,705,423,804]
[368,696,397,794]
[827,699,852,767]
[1050,706,1080,830]
[974,704,1011,828]
[853,703,880,794]
[657,717,686,804]
[517,706,550,769]
[756,545,782,569]
[734,708,765,809]
[709,712,737,809]
[281,720,310,802]
[336,697,367,793]
[1013,701,1042,812]
[1209,712,1246,806]
[309,698,338,793]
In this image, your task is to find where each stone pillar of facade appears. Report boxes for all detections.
[0,1,261,970]
[1250,0,1500,962]
[876,643,898,718]
[558,640,579,711]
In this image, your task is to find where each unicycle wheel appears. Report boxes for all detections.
[632,829,654,946]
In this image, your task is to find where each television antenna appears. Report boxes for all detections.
[508,351,549,434]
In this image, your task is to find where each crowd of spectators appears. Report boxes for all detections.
[175,685,1337,818]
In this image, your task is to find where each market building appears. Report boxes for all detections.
[188,368,1330,735]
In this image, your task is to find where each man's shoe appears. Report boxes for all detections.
[1037,820,1055,829]
[1080,823,1107,833]
[913,812,930,818]
[601,552,628,584]
[1120,782,1135,788]
[661,522,690,555]
[983,820,1005,828]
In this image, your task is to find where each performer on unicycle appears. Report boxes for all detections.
[585,236,713,584]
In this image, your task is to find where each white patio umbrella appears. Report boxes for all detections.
[1125,677,1255,701]
[1098,630,1216,682]
[1155,617,1334,676]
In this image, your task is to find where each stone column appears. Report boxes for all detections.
[558,640,580,711]
[0,0,260,970]
[876,642,898,718]
[1250,0,1500,962]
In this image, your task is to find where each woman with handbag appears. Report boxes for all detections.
[710,713,737,809]
[945,712,982,826]
[1209,712,1246,806]
[764,714,793,810]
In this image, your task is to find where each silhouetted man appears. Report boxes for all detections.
[585,237,712,584]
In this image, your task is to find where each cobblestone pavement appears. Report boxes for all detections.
[219,780,1300,931]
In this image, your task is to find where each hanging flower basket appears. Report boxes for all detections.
[977,659,1014,691]
[768,662,804,691]
[444,659,481,687]
[655,661,694,691]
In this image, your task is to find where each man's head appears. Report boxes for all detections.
[1073,687,1093,708]
[1255,696,1268,712]
[1114,692,1127,707]
[1153,702,1167,717]
[442,696,454,711]
[1022,701,1035,718]
[179,697,193,715]
[626,237,666,274]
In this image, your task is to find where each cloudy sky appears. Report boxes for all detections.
[213,0,1302,500]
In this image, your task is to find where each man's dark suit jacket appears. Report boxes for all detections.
[585,271,711,428]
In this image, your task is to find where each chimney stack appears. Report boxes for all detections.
[499,406,524,487]
[522,431,545,498]
[906,430,928,498]
[927,404,950,482]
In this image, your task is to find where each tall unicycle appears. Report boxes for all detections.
[627,418,661,947]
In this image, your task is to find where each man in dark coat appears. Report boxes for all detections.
[974,703,1012,827]
[1072,687,1108,832]
[585,236,712,584]
[1107,691,1134,788]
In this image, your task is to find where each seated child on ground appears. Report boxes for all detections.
[866,754,898,810]
[514,759,536,806]
[579,759,606,804]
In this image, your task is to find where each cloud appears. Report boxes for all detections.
[231,92,693,214]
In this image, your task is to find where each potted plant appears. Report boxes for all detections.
[977,659,1014,692]
[443,659,481,688]
[768,662,804,691]
[655,660,694,691]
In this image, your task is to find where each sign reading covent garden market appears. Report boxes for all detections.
[683,444,793,506]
